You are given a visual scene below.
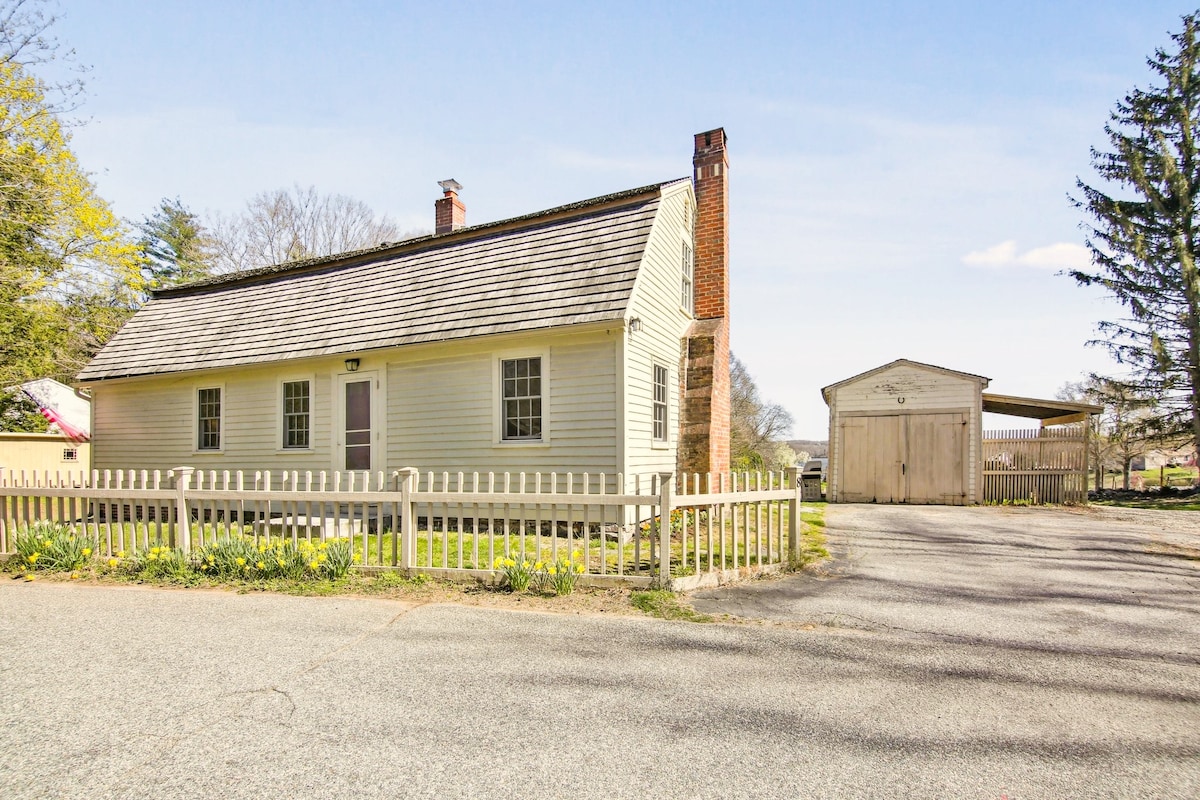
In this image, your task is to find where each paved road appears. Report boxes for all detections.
[1,504,1197,799]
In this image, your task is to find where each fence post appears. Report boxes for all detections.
[786,466,801,566]
[173,466,194,554]
[397,467,419,571]
[658,472,674,584]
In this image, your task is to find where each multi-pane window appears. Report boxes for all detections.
[653,364,668,442]
[197,387,221,450]
[652,364,672,441]
[681,241,694,314]
[502,357,542,440]
[282,380,310,449]
[62,448,78,462]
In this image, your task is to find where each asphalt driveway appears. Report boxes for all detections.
[695,504,1200,663]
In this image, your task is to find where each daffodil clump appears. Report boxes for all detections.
[493,553,537,592]
[195,537,354,581]
[122,545,191,580]
[493,550,587,595]
[541,552,587,596]
[12,521,92,573]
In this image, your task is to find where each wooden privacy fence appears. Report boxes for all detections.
[982,424,1088,505]
[0,466,803,589]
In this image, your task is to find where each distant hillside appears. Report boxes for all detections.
[787,439,828,458]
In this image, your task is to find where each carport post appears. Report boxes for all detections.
[786,466,801,565]
[173,466,194,554]
[397,467,419,571]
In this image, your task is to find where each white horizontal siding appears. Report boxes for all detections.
[622,183,695,477]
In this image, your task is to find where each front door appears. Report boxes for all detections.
[339,374,374,472]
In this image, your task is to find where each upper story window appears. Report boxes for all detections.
[197,387,222,450]
[282,380,310,449]
[653,364,668,442]
[681,241,694,314]
[501,357,542,440]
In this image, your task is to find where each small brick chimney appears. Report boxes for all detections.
[677,128,731,478]
[435,179,465,234]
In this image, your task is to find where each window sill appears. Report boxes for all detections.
[651,441,671,451]
[493,439,552,449]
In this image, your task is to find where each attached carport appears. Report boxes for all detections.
[822,359,1102,505]
[980,393,1102,504]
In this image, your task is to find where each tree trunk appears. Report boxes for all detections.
[1122,457,1132,491]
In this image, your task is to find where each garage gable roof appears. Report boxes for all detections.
[821,359,990,404]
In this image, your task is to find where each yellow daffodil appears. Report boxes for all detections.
[575,564,585,574]
[236,557,246,567]
[547,566,557,575]
[309,561,318,570]
[256,561,265,570]
[108,558,118,568]
[27,552,39,563]
[82,548,92,557]
[117,550,126,558]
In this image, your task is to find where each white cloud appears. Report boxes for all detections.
[962,240,1090,271]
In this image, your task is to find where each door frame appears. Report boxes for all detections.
[335,370,381,474]
[835,407,972,504]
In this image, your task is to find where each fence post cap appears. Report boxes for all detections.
[173,466,195,476]
[396,467,419,477]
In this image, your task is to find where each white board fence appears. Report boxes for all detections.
[0,466,803,589]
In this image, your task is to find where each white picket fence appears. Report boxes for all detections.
[0,466,803,588]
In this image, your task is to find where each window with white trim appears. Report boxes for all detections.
[681,241,694,314]
[197,387,222,450]
[501,357,542,440]
[282,380,310,449]
[653,363,668,442]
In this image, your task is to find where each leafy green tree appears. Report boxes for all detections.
[0,386,47,432]
[137,197,214,291]
[1072,11,1200,460]
[0,0,142,393]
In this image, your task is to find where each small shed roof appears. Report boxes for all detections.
[820,359,990,404]
[79,180,685,382]
[981,393,1103,427]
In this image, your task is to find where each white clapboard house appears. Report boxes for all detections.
[77,130,734,483]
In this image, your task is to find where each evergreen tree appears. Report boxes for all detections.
[1072,11,1200,458]
[137,197,213,291]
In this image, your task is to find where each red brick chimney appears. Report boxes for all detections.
[692,128,730,320]
[677,128,731,478]
[435,179,465,234]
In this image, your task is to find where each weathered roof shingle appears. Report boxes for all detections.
[79,182,675,382]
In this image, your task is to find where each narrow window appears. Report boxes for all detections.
[197,387,221,450]
[681,241,694,314]
[282,380,310,449]
[653,364,668,442]
[62,448,78,462]
[502,357,542,440]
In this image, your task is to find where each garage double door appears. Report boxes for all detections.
[839,413,968,505]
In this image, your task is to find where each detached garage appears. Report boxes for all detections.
[822,359,1102,505]
[822,360,987,505]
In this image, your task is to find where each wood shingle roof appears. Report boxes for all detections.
[79,182,677,382]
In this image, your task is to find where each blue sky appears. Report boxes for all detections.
[56,0,1193,438]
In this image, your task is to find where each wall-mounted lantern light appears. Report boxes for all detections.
[628,318,642,335]
[344,358,360,372]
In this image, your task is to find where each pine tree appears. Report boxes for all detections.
[1072,11,1200,458]
[137,197,214,291]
